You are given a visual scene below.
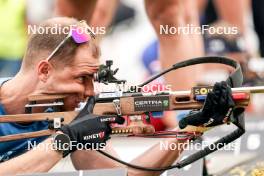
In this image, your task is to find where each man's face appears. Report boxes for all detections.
[42,44,99,110]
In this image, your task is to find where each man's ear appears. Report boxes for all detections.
[37,60,53,82]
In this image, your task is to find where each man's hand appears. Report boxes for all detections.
[60,97,124,155]
[179,81,235,129]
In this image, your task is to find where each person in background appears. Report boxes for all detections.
[0,0,27,77]
[201,0,264,85]
[252,0,264,58]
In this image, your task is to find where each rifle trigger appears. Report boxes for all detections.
[113,99,122,116]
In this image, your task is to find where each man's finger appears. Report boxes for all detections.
[75,96,95,119]
[179,111,206,129]
[86,96,96,114]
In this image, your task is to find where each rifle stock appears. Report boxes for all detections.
[93,91,250,115]
[0,86,257,142]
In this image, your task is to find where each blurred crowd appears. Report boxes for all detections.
[0,0,264,85]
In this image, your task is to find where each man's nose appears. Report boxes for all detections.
[83,79,95,99]
[84,87,95,98]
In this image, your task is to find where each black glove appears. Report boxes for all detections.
[60,97,125,155]
[179,81,235,129]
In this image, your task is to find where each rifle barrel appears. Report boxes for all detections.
[232,86,264,93]
[171,86,264,95]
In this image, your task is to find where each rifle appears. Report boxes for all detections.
[1,56,264,171]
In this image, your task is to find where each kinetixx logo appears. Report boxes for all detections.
[83,131,105,140]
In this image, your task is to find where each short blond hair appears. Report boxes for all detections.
[22,17,100,70]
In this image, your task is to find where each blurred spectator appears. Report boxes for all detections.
[26,0,54,24]
[252,0,264,57]
[141,40,179,130]
[201,0,263,85]
[0,0,27,77]
[145,0,204,91]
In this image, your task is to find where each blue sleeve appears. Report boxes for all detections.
[0,104,49,162]
[0,104,6,115]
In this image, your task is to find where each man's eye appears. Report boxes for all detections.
[77,75,94,83]
[78,76,86,83]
